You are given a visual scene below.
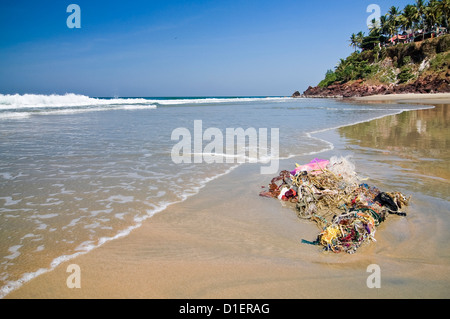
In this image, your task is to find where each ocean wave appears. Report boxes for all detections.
[0,93,159,119]
[149,96,291,106]
[0,93,154,110]
[0,112,32,120]
[0,94,291,119]
[0,94,291,110]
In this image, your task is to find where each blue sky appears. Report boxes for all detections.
[0,0,413,97]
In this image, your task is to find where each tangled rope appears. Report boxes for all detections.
[260,157,410,254]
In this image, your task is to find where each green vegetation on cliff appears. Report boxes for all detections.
[318,34,449,88]
[318,0,449,89]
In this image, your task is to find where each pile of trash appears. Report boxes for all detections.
[260,157,410,254]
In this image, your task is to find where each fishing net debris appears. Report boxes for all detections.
[260,157,410,254]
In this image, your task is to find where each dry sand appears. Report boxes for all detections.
[5,93,450,299]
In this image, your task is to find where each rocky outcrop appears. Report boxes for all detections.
[300,73,450,98]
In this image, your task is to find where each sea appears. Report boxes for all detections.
[0,93,433,297]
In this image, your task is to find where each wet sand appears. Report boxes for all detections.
[354,92,450,104]
[6,94,450,299]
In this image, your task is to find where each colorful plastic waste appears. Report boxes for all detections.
[290,158,329,176]
[260,156,410,254]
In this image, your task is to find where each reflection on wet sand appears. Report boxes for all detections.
[338,104,449,198]
[335,102,449,298]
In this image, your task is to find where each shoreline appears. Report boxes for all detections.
[4,93,450,299]
[295,92,450,104]
[350,92,450,104]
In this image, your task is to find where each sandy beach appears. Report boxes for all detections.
[354,92,450,103]
[5,93,450,299]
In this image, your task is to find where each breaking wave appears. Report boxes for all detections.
[0,93,158,119]
[0,93,155,109]
[0,94,292,119]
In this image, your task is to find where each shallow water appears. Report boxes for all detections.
[0,94,437,297]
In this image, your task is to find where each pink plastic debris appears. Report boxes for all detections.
[290,158,329,176]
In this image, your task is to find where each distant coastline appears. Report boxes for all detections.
[293,34,449,99]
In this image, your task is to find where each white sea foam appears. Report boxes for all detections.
[35,223,48,230]
[150,96,291,105]
[114,213,126,220]
[0,172,27,180]
[4,245,22,260]
[0,94,287,113]
[0,112,31,119]
[35,245,44,252]
[63,217,82,229]
[0,93,153,109]
[37,104,157,116]
[0,268,47,298]
[106,195,134,204]
[0,197,22,206]
[90,209,113,217]
[0,93,158,119]
[21,233,38,240]
[0,173,13,180]
[31,213,59,219]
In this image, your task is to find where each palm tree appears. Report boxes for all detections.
[335,58,349,76]
[415,0,427,40]
[438,0,450,31]
[349,33,358,52]
[368,18,380,35]
[388,6,401,44]
[383,15,394,43]
[367,19,382,51]
[356,31,365,50]
[402,4,419,35]
[425,0,442,34]
[380,14,388,35]
[379,14,390,45]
